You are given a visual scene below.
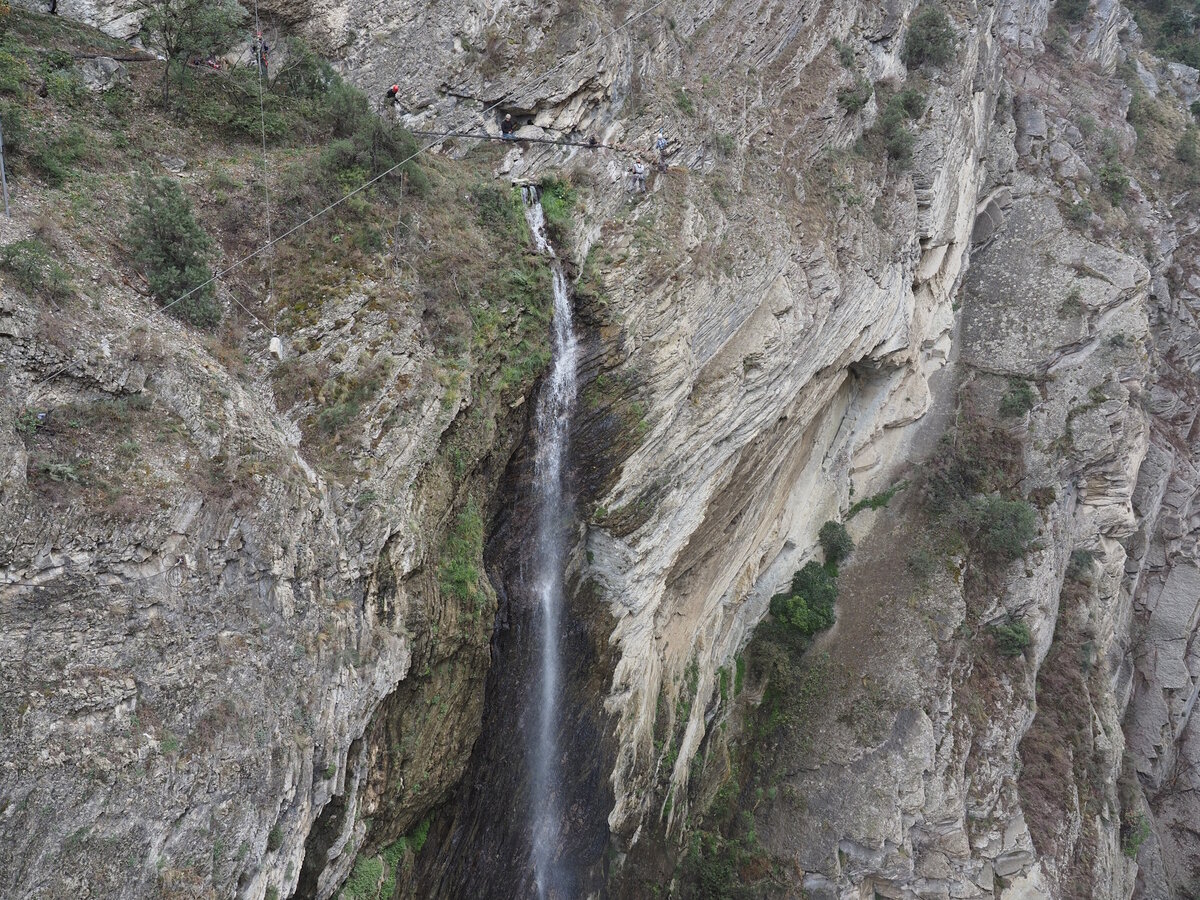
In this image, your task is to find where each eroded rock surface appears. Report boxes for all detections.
[4,0,1200,898]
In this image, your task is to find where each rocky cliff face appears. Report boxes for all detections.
[4,0,1200,897]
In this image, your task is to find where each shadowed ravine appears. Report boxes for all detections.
[409,189,614,899]
[523,188,579,898]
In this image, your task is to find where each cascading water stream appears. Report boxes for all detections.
[521,186,578,899]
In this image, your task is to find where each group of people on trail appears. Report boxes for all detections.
[626,131,669,193]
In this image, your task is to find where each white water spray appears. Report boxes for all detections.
[522,186,578,899]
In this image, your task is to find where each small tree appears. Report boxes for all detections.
[128,176,220,326]
[903,6,956,69]
[818,520,854,566]
[769,561,838,637]
[991,617,1032,657]
[135,0,246,106]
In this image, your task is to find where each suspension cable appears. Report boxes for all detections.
[29,0,671,391]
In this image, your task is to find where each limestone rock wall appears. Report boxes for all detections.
[7,0,1200,897]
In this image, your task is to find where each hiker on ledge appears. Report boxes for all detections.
[655,131,669,172]
[501,114,517,140]
[629,159,647,193]
[385,84,400,106]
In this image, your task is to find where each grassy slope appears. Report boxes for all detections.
[1,6,555,495]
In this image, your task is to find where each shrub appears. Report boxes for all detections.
[1122,814,1150,859]
[873,88,927,164]
[673,84,695,116]
[1064,199,1093,228]
[834,38,856,67]
[127,176,220,326]
[999,378,1036,417]
[273,38,336,100]
[818,520,854,565]
[1192,99,1200,119]
[769,561,837,637]
[1,238,72,302]
[30,126,89,186]
[538,176,577,246]
[136,0,246,106]
[991,617,1032,657]
[906,547,939,579]
[903,6,956,69]
[1057,0,1090,22]
[0,47,26,94]
[1177,125,1198,164]
[1066,548,1096,582]
[837,76,873,114]
[847,480,908,518]
[266,824,283,852]
[439,502,485,614]
[973,496,1038,560]
[1099,161,1130,204]
[0,101,23,154]
[473,183,524,237]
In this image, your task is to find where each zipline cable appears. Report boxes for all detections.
[28,0,671,391]
[408,129,619,149]
[149,0,668,322]
[250,0,276,320]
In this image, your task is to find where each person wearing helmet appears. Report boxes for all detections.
[655,131,669,172]
[386,84,400,105]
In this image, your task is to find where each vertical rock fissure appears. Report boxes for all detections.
[521,186,579,899]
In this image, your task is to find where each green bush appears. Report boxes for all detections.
[673,84,695,116]
[818,520,854,565]
[834,38,856,67]
[837,76,873,114]
[473,183,524,238]
[991,617,1032,657]
[999,378,1036,417]
[1064,199,1093,228]
[138,0,246,106]
[45,70,79,104]
[1057,0,1090,21]
[0,47,25,95]
[1099,161,1130,204]
[273,37,336,100]
[538,176,577,246]
[1122,814,1150,859]
[0,238,72,302]
[1177,125,1199,164]
[266,824,283,852]
[769,560,837,637]
[906,547,939,579]
[971,496,1038,560]
[439,502,486,615]
[1066,548,1096,581]
[873,88,927,164]
[30,126,89,186]
[127,176,220,327]
[0,100,23,154]
[903,6,956,68]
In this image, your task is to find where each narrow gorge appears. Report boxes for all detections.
[1,0,1200,898]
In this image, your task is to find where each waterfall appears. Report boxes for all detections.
[522,186,578,899]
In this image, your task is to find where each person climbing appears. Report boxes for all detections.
[630,158,647,193]
[501,114,517,140]
[385,84,400,105]
[655,131,669,172]
[255,32,270,77]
